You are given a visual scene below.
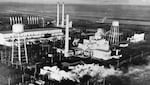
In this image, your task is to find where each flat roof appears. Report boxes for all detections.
[0,27,62,34]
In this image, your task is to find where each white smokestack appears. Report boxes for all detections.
[37,17,39,24]
[64,14,69,57]
[31,16,34,24]
[15,17,18,24]
[31,16,33,24]
[42,17,45,27]
[29,16,31,24]
[30,16,32,24]
[35,17,37,24]
[18,17,20,24]
[28,16,30,24]
[34,17,37,24]
[27,16,29,24]
[20,17,23,24]
[56,2,60,27]
[12,17,15,25]
[10,17,12,25]
[33,17,35,24]
[34,17,36,24]
[61,2,65,27]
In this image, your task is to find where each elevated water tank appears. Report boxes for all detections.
[12,24,24,33]
[112,21,119,27]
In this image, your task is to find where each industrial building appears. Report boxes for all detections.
[0,1,148,85]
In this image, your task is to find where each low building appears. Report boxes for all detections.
[129,33,145,43]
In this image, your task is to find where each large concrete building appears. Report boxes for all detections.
[0,27,63,46]
[0,26,64,65]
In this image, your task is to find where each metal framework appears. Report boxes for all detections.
[11,33,28,65]
[109,21,120,46]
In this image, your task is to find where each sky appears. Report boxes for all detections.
[0,0,150,5]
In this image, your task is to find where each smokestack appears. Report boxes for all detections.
[10,17,12,25]
[34,17,36,24]
[56,2,60,27]
[27,16,29,24]
[35,17,37,24]
[15,17,17,24]
[30,16,32,24]
[64,14,69,57]
[31,16,33,24]
[20,17,23,24]
[29,16,31,24]
[61,2,65,27]
[18,17,20,24]
[37,17,39,24]
[42,17,45,27]
[34,17,37,24]
[12,17,15,25]
[32,16,34,24]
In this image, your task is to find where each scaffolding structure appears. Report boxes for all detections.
[109,21,120,46]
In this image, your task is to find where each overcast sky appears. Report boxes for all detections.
[0,0,150,5]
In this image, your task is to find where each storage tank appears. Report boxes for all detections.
[12,24,24,33]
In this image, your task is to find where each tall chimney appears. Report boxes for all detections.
[30,16,32,24]
[31,17,34,24]
[27,16,29,24]
[56,2,60,27]
[42,17,45,27]
[10,17,12,25]
[37,17,39,24]
[21,17,23,24]
[35,17,37,24]
[29,16,31,24]
[20,17,22,24]
[15,17,17,24]
[17,17,20,24]
[61,2,65,27]
[33,17,35,24]
[64,14,69,57]
[34,17,36,24]
[12,17,15,25]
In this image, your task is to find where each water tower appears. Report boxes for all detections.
[11,24,28,65]
[109,21,120,46]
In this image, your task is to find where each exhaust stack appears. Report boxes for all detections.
[61,2,65,27]
[10,17,12,25]
[64,14,69,57]
[56,2,60,27]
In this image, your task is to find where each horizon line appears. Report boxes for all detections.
[0,2,150,6]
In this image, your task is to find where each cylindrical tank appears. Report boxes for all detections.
[95,28,105,40]
[97,28,104,35]
[112,21,119,27]
[12,24,24,33]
